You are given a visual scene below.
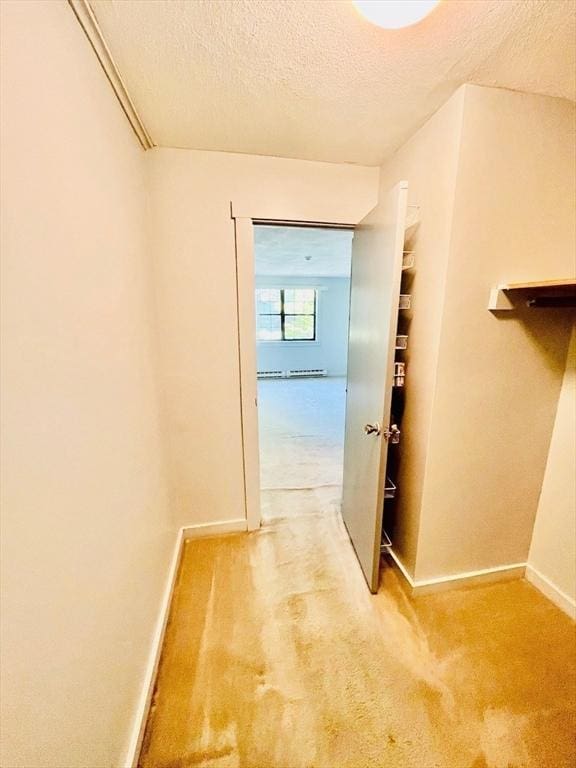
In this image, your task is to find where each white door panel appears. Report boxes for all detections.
[341,181,408,592]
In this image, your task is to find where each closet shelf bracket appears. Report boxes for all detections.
[488,279,576,311]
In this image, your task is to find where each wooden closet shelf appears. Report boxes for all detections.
[488,278,576,310]
[500,278,576,290]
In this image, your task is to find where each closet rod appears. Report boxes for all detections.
[527,296,576,308]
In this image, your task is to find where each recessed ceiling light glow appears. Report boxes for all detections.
[353,0,440,29]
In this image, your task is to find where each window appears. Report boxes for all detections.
[256,288,317,341]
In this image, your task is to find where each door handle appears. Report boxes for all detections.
[383,424,401,444]
[364,422,381,436]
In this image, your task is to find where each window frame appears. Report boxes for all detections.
[256,287,318,343]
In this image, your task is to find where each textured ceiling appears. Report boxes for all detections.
[255,226,353,278]
[90,0,576,165]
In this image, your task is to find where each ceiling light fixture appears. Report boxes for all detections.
[352,0,440,29]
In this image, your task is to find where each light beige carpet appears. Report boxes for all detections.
[257,377,346,492]
[260,485,342,522]
[139,501,576,768]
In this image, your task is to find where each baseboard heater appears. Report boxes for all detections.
[257,370,285,379]
[257,369,328,379]
[287,369,327,378]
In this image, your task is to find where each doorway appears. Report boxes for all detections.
[253,224,353,523]
[235,182,409,591]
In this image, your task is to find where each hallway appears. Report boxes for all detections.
[138,512,576,768]
[3,3,575,766]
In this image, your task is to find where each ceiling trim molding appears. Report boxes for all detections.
[68,0,154,150]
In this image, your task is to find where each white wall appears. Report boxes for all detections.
[147,148,378,527]
[415,86,575,580]
[527,328,576,618]
[256,276,350,376]
[378,87,465,574]
[378,85,575,583]
[0,3,173,767]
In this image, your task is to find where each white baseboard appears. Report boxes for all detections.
[387,548,526,595]
[525,564,576,620]
[387,547,417,587]
[123,518,247,767]
[123,527,185,768]
[388,550,576,620]
[182,518,247,539]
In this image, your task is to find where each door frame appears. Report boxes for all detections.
[232,210,360,530]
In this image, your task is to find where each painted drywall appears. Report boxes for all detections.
[0,2,173,767]
[146,148,378,527]
[256,276,351,376]
[415,86,575,580]
[378,87,466,575]
[527,328,576,615]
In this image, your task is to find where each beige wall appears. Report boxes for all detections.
[0,3,173,767]
[147,148,378,527]
[378,87,465,575]
[528,328,576,615]
[415,86,575,580]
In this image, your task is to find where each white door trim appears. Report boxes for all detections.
[234,217,261,530]
[232,211,365,531]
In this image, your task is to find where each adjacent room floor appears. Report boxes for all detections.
[139,507,576,768]
[258,376,346,521]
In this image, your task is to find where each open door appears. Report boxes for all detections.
[341,181,409,593]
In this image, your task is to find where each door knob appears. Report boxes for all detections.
[383,424,401,444]
[364,422,381,436]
